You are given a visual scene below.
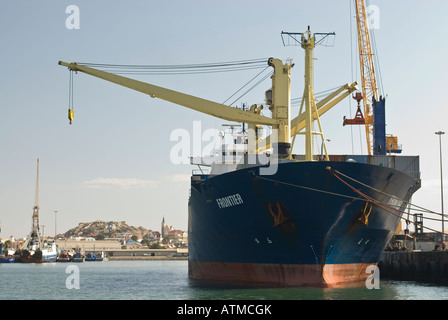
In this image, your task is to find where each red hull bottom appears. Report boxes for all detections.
[189,261,376,288]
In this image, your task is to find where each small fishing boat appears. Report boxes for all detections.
[56,250,72,262]
[0,255,14,263]
[72,249,85,262]
[85,251,96,261]
[95,251,108,262]
[0,241,14,263]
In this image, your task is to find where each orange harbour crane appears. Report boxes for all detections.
[344,0,401,155]
[354,0,377,155]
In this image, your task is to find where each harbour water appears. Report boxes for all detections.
[1,260,448,301]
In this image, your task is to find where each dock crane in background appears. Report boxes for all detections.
[23,158,42,249]
[16,159,43,256]
[344,0,401,155]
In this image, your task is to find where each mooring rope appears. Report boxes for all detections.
[255,175,366,201]
[327,167,448,236]
[332,168,444,218]
[255,166,447,235]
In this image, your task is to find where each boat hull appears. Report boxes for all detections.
[0,256,15,263]
[189,261,375,288]
[16,243,57,263]
[17,249,43,263]
[188,160,418,287]
[42,254,57,263]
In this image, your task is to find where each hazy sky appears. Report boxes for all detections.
[1,0,448,238]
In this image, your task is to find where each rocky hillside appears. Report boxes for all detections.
[63,220,154,239]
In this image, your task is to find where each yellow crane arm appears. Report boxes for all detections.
[290,82,358,134]
[58,61,279,126]
[257,81,358,151]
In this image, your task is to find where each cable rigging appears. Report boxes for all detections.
[73,58,275,109]
[76,59,351,109]
[290,86,341,108]
[75,58,270,75]
[223,67,273,106]
[68,70,74,125]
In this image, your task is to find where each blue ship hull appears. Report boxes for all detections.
[0,257,15,263]
[188,159,419,287]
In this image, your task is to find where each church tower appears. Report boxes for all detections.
[161,217,166,238]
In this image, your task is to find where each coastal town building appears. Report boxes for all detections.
[3,218,188,252]
[161,217,173,238]
[164,230,188,248]
[145,231,161,242]
[124,236,142,249]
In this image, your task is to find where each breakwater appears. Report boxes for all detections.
[379,251,448,284]
[105,248,188,258]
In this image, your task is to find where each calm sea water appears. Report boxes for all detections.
[1,260,448,301]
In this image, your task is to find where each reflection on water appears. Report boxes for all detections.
[186,278,448,300]
[185,283,391,300]
[2,261,448,300]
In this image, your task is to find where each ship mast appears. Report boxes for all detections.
[282,27,336,161]
[302,28,318,161]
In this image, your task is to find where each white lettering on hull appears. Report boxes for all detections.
[216,194,244,209]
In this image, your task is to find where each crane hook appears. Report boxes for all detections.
[68,109,74,125]
[68,70,74,125]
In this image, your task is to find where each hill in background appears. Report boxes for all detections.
[63,220,155,239]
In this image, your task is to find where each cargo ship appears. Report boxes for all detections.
[58,24,420,286]
[186,28,420,287]
[188,151,419,287]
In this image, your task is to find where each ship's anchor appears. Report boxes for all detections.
[268,201,288,226]
[358,202,373,226]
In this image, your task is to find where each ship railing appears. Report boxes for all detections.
[192,168,210,175]
[386,144,403,154]
[405,171,421,181]
[191,166,211,183]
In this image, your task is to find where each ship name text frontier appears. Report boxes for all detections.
[216,194,244,209]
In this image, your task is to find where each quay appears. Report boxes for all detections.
[105,248,188,260]
[52,239,188,261]
[379,250,448,284]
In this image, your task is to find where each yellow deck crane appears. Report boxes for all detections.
[59,29,357,160]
